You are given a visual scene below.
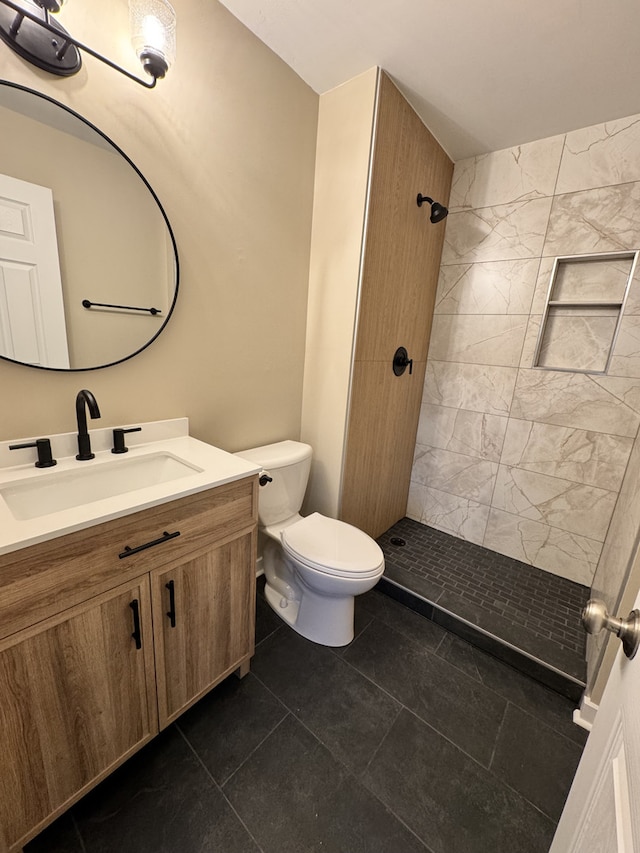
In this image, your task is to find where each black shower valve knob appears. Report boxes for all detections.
[393,346,413,376]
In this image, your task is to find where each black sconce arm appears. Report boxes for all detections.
[0,0,159,87]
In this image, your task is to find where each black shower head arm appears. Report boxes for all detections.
[416,192,448,223]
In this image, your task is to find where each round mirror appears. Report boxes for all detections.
[0,80,179,371]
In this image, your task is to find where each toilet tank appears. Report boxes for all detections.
[235,440,312,527]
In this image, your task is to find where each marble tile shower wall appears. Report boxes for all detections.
[408,114,640,587]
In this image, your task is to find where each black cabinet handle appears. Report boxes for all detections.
[130,599,142,649]
[119,530,181,559]
[166,580,176,628]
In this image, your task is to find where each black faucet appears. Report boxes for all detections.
[76,389,101,460]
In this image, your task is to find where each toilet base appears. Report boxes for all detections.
[264,581,355,647]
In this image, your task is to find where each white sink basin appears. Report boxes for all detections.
[0,452,203,521]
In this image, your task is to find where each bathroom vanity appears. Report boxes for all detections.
[0,421,259,852]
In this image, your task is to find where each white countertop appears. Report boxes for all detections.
[0,419,260,557]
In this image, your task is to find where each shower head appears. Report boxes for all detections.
[416,193,449,223]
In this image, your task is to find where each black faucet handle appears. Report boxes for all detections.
[112,427,142,454]
[9,438,57,468]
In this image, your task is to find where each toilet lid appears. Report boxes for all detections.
[281,513,384,577]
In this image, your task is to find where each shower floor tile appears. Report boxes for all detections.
[376,518,589,696]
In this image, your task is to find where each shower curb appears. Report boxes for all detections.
[376,575,586,703]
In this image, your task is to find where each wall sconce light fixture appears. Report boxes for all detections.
[0,0,176,88]
[416,193,449,223]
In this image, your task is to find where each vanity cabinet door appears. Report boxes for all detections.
[152,530,256,727]
[0,577,157,851]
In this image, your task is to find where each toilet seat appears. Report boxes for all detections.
[281,512,384,579]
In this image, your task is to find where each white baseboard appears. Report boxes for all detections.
[573,694,598,732]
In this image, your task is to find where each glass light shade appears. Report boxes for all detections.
[130,0,176,77]
[36,0,67,12]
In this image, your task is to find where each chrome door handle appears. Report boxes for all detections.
[581,599,640,660]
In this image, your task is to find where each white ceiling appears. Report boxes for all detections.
[217,0,640,161]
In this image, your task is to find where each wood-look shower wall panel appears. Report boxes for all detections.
[353,73,453,365]
[341,359,427,537]
[341,73,453,538]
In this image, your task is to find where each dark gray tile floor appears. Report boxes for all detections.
[377,518,590,693]
[27,581,588,853]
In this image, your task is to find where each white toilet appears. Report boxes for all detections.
[235,440,385,647]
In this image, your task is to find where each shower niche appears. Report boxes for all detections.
[533,251,638,374]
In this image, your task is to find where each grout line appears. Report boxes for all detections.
[259,689,435,853]
[361,702,404,777]
[433,626,447,656]
[176,721,274,853]
[482,700,578,826]
[335,614,539,770]
[252,635,439,853]
[254,621,283,648]
[387,581,579,642]
[357,606,574,745]
[359,783,436,853]
[71,813,88,853]
[186,698,288,791]
[254,590,580,833]
[381,522,590,622]
[486,701,509,771]
[380,575,586,690]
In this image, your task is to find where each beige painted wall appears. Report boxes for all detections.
[300,68,377,517]
[0,0,318,452]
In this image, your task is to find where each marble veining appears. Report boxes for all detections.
[510,369,640,437]
[484,509,602,586]
[590,374,640,415]
[622,269,640,315]
[442,198,552,265]
[500,419,632,491]
[428,314,528,367]
[449,136,564,211]
[412,446,498,505]
[556,113,640,195]
[423,361,518,416]
[608,316,640,378]
[543,182,640,257]
[407,481,489,545]
[416,404,508,462]
[434,259,539,316]
[553,255,631,303]
[492,466,617,541]
[530,257,555,314]
[519,316,543,368]
[536,314,617,373]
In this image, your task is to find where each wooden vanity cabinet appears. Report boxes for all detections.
[0,475,257,852]
[152,529,255,726]
[0,578,157,851]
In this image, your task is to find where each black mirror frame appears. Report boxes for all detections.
[0,79,179,372]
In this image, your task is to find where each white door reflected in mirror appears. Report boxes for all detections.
[0,172,69,368]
